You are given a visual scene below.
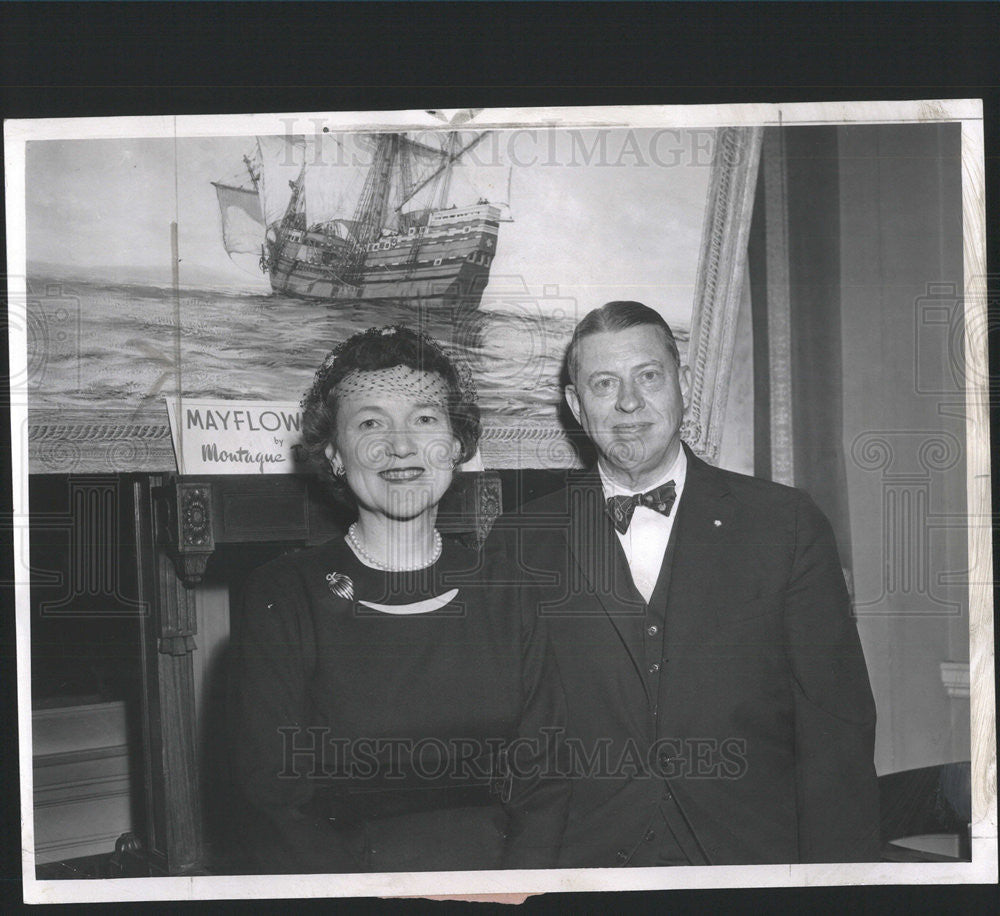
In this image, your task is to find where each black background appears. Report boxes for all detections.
[2,1,998,912]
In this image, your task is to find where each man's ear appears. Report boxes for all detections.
[565,384,582,426]
[679,364,693,411]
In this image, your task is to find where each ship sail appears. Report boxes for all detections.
[255,135,305,227]
[212,181,265,255]
[440,153,513,212]
[301,133,372,230]
[384,134,452,227]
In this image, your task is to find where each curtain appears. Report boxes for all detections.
[748,126,853,576]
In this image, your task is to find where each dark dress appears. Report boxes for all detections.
[230,534,569,873]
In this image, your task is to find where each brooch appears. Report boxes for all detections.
[325,571,354,601]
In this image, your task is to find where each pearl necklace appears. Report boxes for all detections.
[346,523,442,571]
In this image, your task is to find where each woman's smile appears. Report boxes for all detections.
[379,467,426,482]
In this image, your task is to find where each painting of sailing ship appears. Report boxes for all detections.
[213,132,511,308]
[22,121,722,473]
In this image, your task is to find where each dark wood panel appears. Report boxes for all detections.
[216,478,314,542]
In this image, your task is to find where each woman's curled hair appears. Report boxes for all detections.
[300,325,480,499]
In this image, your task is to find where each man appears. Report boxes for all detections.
[498,301,879,866]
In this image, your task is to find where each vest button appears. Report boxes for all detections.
[616,849,629,863]
[644,829,656,842]
[647,624,658,637]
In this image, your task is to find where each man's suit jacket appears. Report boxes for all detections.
[495,446,880,866]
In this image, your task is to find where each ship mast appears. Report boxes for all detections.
[434,133,460,210]
[344,134,400,285]
[280,164,307,229]
[243,153,261,196]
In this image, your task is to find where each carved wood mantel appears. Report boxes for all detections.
[153,475,341,588]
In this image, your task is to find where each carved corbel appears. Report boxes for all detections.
[156,479,216,588]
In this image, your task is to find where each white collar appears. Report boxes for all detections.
[598,445,688,499]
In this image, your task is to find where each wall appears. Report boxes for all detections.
[837,124,969,774]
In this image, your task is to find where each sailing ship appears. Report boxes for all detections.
[213,131,511,308]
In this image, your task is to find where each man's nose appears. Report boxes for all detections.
[616,380,644,413]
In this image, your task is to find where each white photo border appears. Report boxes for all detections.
[6,99,995,903]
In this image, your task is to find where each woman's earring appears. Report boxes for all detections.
[325,443,345,478]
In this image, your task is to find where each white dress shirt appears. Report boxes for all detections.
[599,446,688,603]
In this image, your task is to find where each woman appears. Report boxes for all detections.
[230,325,568,874]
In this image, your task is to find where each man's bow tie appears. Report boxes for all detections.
[606,481,677,534]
